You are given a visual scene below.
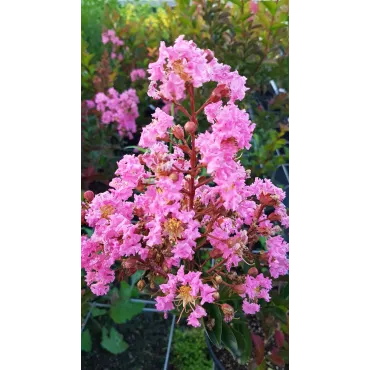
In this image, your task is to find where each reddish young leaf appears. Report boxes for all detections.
[275,330,285,348]
[251,333,265,365]
[270,348,285,367]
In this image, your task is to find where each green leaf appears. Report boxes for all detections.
[119,281,133,300]
[101,327,128,355]
[130,270,143,286]
[232,329,249,364]
[110,300,144,324]
[125,145,147,153]
[262,1,277,16]
[281,283,289,299]
[91,307,108,318]
[81,227,93,237]
[263,306,288,324]
[232,322,252,364]
[256,360,267,370]
[228,0,242,7]
[204,303,222,347]
[221,322,239,357]
[81,329,92,352]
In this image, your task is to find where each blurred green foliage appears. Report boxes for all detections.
[171,328,213,370]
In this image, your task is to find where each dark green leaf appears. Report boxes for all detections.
[204,303,222,347]
[91,307,108,318]
[125,145,147,153]
[221,322,240,357]
[101,327,128,355]
[81,329,92,352]
[110,300,144,324]
[232,322,252,363]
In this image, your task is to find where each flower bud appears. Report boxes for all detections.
[232,284,245,295]
[184,121,197,134]
[122,258,137,269]
[214,275,223,284]
[268,212,281,222]
[169,172,179,182]
[158,133,170,142]
[138,154,146,166]
[136,180,145,192]
[260,192,280,207]
[248,267,259,276]
[221,303,235,323]
[204,49,214,63]
[210,84,230,102]
[162,264,169,273]
[137,279,146,291]
[259,252,269,263]
[172,125,184,140]
[84,190,94,202]
[212,292,220,301]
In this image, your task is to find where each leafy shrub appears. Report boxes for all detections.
[171,328,213,370]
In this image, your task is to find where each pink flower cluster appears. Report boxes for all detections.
[266,236,289,278]
[148,35,248,102]
[130,69,146,82]
[102,29,123,60]
[90,88,139,138]
[240,274,272,315]
[81,38,289,327]
[156,266,215,327]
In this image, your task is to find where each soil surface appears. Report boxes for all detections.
[82,312,172,370]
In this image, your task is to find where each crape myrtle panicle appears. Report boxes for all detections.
[86,88,139,138]
[81,36,289,327]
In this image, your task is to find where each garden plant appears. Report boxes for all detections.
[81,35,289,368]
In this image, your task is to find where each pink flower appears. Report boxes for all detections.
[147,35,248,102]
[248,178,286,203]
[242,301,260,314]
[200,284,216,305]
[102,34,109,44]
[93,88,139,136]
[85,100,95,109]
[266,236,289,278]
[250,0,259,14]
[243,274,272,302]
[187,305,207,327]
[139,108,174,148]
[130,68,146,82]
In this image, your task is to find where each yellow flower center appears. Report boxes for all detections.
[164,218,184,242]
[100,204,115,219]
[177,285,195,306]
